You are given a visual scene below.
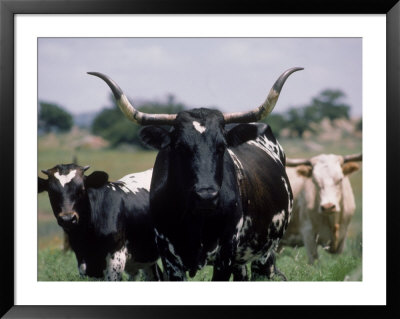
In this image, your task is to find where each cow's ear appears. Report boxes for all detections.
[296,165,312,178]
[85,171,109,189]
[342,162,360,175]
[140,126,171,150]
[38,177,48,193]
[226,123,261,147]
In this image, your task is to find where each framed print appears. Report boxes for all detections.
[1,0,399,318]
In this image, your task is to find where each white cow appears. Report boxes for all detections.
[281,153,362,263]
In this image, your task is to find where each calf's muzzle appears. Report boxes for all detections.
[58,212,79,227]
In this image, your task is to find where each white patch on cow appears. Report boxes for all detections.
[241,265,247,277]
[104,246,128,281]
[165,258,187,280]
[281,177,293,222]
[272,210,285,230]
[247,135,283,165]
[111,185,116,191]
[235,217,244,239]
[311,154,346,213]
[239,246,256,261]
[154,228,165,240]
[54,170,76,187]
[227,149,245,186]
[192,121,206,134]
[238,216,252,239]
[165,238,184,267]
[78,262,87,276]
[117,169,152,194]
[206,245,220,261]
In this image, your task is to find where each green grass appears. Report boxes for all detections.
[37,133,362,282]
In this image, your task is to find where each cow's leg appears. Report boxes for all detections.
[142,263,163,281]
[156,234,186,281]
[124,261,141,280]
[63,231,71,252]
[161,255,186,281]
[212,238,235,281]
[104,247,128,281]
[232,265,248,281]
[251,251,287,281]
[300,219,318,264]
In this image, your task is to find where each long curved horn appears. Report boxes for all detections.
[285,158,312,167]
[223,67,304,124]
[343,153,362,163]
[87,72,177,126]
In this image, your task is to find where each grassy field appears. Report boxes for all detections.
[38,132,362,281]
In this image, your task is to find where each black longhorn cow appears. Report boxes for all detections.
[38,164,161,281]
[88,67,302,280]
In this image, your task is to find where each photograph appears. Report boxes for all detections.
[37,37,363,282]
[3,7,396,317]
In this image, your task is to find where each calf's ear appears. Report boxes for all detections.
[38,177,48,193]
[342,162,360,175]
[296,165,312,177]
[85,171,109,189]
[140,126,171,150]
[226,123,262,147]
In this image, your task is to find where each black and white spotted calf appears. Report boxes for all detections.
[88,67,302,280]
[38,164,161,281]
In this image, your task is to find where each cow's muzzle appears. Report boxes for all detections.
[194,187,219,210]
[320,203,337,214]
[58,212,79,227]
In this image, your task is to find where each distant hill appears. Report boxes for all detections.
[73,111,99,128]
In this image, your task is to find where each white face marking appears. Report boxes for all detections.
[193,121,206,134]
[117,169,152,194]
[54,170,76,187]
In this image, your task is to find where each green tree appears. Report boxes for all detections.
[286,108,311,137]
[307,89,350,122]
[92,94,185,148]
[39,102,73,133]
[262,113,287,137]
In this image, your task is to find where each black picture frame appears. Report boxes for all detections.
[1,0,399,318]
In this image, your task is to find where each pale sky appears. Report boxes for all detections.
[38,38,362,117]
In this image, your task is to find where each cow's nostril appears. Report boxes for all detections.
[59,212,79,226]
[71,214,78,224]
[321,203,336,212]
[196,189,219,201]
